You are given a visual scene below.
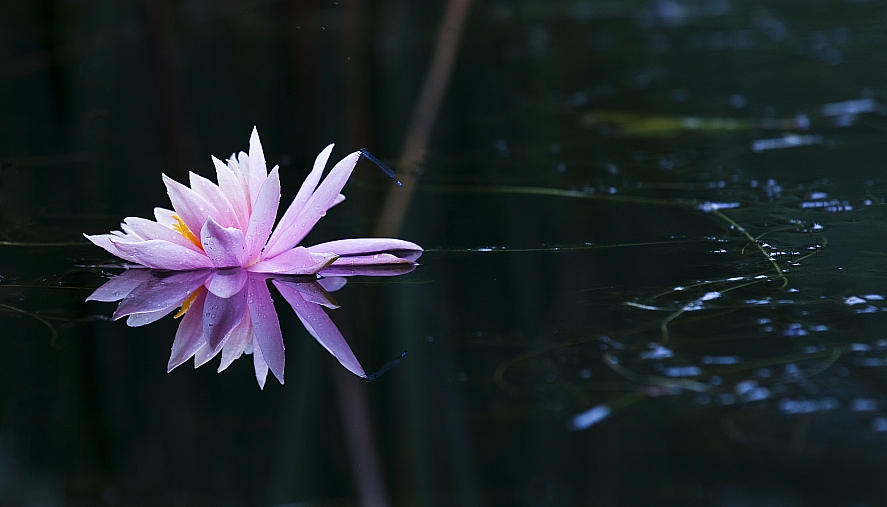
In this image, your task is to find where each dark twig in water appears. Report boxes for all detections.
[365,351,407,382]
[0,302,59,347]
[360,149,402,187]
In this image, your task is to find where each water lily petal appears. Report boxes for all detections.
[264,151,360,258]
[273,279,366,377]
[275,280,340,308]
[247,275,284,384]
[111,238,214,270]
[227,155,251,212]
[154,207,177,227]
[328,253,418,266]
[319,263,418,277]
[162,174,222,239]
[212,156,249,229]
[218,316,252,372]
[202,287,248,353]
[308,238,423,261]
[113,270,211,319]
[317,276,348,293]
[123,216,203,252]
[252,338,270,389]
[245,167,280,264]
[167,288,208,372]
[87,269,153,302]
[200,217,248,268]
[247,127,268,206]
[126,309,172,327]
[189,172,239,229]
[294,145,334,214]
[249,247,337,275]
[205,268,248,298]
[84,233,138,263]
[193,341,216,368]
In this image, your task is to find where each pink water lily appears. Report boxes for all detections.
[87,267,412,388]
[85,127,422,273]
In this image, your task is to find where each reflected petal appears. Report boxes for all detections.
[253,338,270,389]
[167,288,208,371]
[202,286,248,353]
[113,270,211,321]
[318,263,417,277]
[247,275,284,384]
[87,269,153,302]
[273,279,366,378]
[218,316,252,373]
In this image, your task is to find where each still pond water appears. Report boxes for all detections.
[3,0,887,505]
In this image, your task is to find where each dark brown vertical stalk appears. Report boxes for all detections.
[373,0,473,238]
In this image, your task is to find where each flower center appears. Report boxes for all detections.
[171,214,203,250]
[174,289,202,319]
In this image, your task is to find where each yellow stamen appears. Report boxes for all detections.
[174,289,201,319]
[171,214,203,250]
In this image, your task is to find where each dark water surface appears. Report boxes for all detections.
[3,0,887,506]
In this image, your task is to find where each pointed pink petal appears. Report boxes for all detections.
[299,144,334,203]
[273,279,366,377]
[270,144,334,248]
[113,270,211,319]
[247,127,268,205]
[126,309,173,327]
[227,156,252,213]
[123,217,203,252]
[84,233,137,263]
[154,207,177,227]
[189,172,239,229]
[202,287,248,353]
[87,269,153,302]
[213,156,249,229]
[264,151,360,258]
[249,247,337,275]
[331,193,345,208]
[193,341,217,368]
[252,339,270,389]
[247,274,284,384]
[162,174,222,238]
[200,217,248,268]
[308,238,423,260]
[218,317,252,372]
[110,238,213,270]
[205,268,248,298]
[245,167,280,264]
[167,288,208,371]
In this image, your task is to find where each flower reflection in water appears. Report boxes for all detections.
[87,265,415,388]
